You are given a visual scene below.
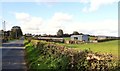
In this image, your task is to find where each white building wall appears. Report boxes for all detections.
[78,35,82,41]
[71,35,89,42]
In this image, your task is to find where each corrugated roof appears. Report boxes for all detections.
[38,37,63,40]
[71,34,89,37]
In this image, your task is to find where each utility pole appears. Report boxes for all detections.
[2,21,6,39]
[2,21,6,40]
[2,21,6,31]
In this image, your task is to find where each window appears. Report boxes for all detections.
[74,37,78,40]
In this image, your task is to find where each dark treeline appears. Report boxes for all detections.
[1,26,23,42]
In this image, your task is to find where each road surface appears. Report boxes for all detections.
[1,39,27,71]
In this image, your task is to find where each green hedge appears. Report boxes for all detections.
[25,40,120,71]
[98,39,117,42]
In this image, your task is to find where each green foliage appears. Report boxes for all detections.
[24,40,30,45]
[72,31,79,35]
[25,40,119,70]
[57,29,63,37]
[10,26,23,39]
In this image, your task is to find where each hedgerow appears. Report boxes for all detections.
[25,40,120,71]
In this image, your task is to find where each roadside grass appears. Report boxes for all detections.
[25,43,42,69]
[25,40,69,70]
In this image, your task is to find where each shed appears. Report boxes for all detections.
[97,36,107,40]
[71,35,89,42]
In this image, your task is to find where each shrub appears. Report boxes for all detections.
[25,40,119,71]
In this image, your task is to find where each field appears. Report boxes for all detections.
[59,40,119,58]
[25,39,120,70]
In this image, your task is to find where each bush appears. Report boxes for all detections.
[98,39,117,42]
[25,40,119,71]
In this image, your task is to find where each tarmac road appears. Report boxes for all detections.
[1,39,27,71]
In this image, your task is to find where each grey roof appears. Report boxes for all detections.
[71,35,82,37]
[71,34,89,37]
[38,37,63,40]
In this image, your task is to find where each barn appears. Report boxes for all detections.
[71,35,89,42]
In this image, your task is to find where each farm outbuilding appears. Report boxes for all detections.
[38,37,64,43]
[97,36,107,40]
[71,35,89,42]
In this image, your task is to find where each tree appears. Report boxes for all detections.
[10,26,23,39]
[57,29,63,37]
[72,31,79,35]
[63,33,70,37]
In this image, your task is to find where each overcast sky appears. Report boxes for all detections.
[0,0,119,36]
